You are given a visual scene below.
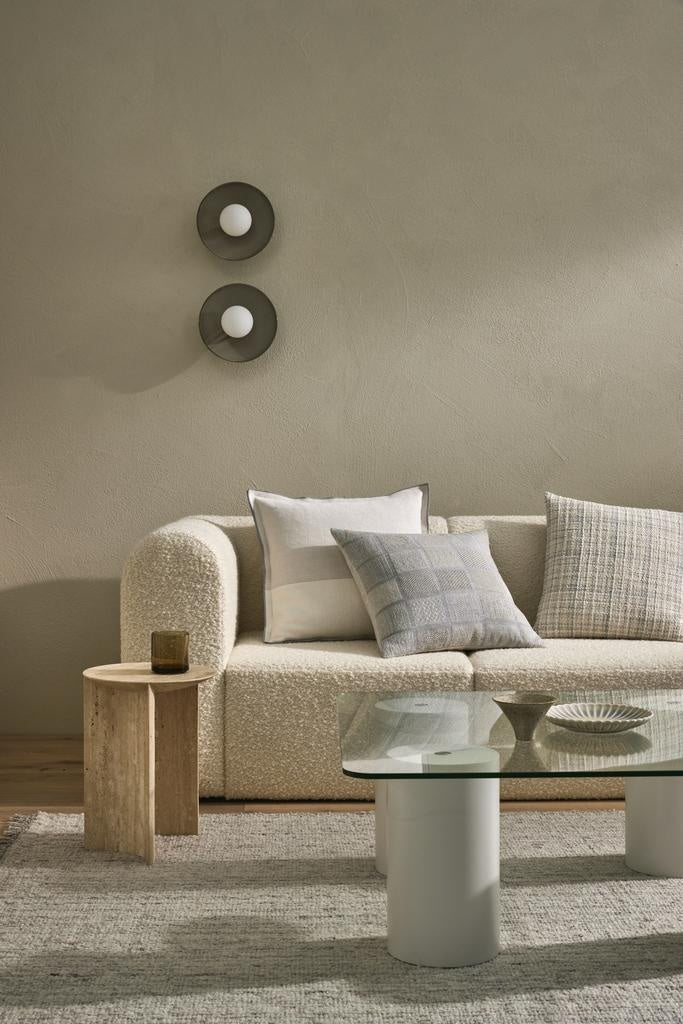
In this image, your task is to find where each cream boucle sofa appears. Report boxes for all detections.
[121,514,683,801]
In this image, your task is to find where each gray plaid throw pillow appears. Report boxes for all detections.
[535,493,683,640]
[331,529,542,658]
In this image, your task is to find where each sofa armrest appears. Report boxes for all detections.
[121,517,238,795]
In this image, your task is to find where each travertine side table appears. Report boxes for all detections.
[83,662,214,864]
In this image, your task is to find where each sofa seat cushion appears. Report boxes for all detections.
[470,639,683,691]
[227,630,475,682]
[223,631,473,799]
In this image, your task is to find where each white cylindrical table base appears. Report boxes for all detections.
[375,780,388,875]
[625,776,683,878]
[386,776,500,967]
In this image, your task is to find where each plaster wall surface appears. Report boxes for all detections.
[1,0,681,731]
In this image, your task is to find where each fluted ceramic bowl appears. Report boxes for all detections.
[546,702,653,735]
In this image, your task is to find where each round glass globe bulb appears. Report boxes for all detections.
[219,203,252,237]
[220,305,254,339]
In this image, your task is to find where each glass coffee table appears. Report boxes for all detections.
[337,689,683,968]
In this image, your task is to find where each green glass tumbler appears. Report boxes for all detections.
[151,630,190,674]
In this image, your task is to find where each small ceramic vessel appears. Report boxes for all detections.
[492,691,557,742]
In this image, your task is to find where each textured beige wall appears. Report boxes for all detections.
[1,0,681,733]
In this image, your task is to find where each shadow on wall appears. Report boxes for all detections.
[35,234,278,395]
[37,304,204,395]
[0,579,119,734]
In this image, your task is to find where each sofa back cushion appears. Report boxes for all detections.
[446,516,547,624]
[199,514,448,634]
[196,517,265,633]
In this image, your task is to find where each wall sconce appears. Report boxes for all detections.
[199,284,277,362]
[197,182,274,260]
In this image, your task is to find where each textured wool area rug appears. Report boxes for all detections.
[1,812,682,1023]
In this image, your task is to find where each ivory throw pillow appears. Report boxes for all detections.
[249,485,429,642]
[535,492,683,640]
[331,528,542,658]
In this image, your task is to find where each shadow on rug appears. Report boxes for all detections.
[1,811,681,1023]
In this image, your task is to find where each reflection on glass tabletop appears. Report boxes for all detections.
[337,690,683,778]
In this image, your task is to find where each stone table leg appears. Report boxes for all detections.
[84,679,155,863]
[625,776,683,877]
[154,685,199,837]
[386,776,500,967]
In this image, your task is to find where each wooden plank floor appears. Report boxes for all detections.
[0,735,623,836]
